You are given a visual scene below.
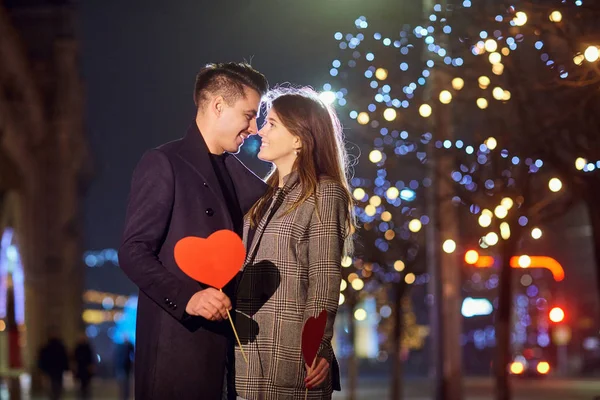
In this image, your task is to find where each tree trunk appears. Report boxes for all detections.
[347,295,358,400]
[583,186,600,309]
[390,284,404,400]
[494,239,516,400]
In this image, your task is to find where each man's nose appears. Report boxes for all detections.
[248,119,258,135]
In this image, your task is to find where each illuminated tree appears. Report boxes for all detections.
[321,1,600,398]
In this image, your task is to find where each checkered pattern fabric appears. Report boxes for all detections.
[234,173,347,400]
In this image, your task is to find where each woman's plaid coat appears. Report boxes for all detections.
[234,172,346,399]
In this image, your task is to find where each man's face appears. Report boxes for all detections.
[215,87,261,153]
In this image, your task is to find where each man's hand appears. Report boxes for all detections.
[185,288,232,321]
[305,357,329,389]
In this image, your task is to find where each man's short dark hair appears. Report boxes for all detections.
[194,62,269,109]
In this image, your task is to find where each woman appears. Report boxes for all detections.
[234,87,354,399]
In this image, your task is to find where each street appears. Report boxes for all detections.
[4,376,600,399]
[332,377,600,400]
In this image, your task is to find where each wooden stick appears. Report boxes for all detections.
[305,357,317,400]
[221,289,248,364]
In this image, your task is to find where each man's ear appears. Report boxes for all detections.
[210,95,225,118]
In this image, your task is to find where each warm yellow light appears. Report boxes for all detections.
[384,230,396,240]
[352,278,365,290]
[82,310,105,325]
[0,320,6,332]
[511,362,525,374]
[439,90,453,104]
[549,307,565,323]
[513,11,528,26]
[482,209,493,217]
[419,104,432,118]
[485,232,499,246]
[492,63,505,75]
[353,188,366,201]
[452,77,464,90]
[405,273,416,284]
[489,52,502,65]
[575,157,587,171]
[369,196,382,207]
[484,39,498,52]
[501,47,510,56]
[573,54,585,66]
[493,87,505,100]
[342,256,353,267]
[549,10,562,22]
[381,211,392,222]
[348,272,358,282]
[518,255,531,268]
[369,150,383,163]
[486,137,497,150]
[500,222,511,240]
[494,205,508,219]
[478,76,491,89]
[383,108,397,121]
[408,219,422,233]
[477,98,489,109]
[354,308,367,321]
[339,293,345,305]
[442,239,457,254]
[584,46,600,63]
[549,177,563,192]
[394,260,405,272]
[357,112,370,125]
[465,250,479,265]
[501,197,513,209]
[531,228,543,240]
[387,187,400,200]
[365,205,376,216]
[375,68,388,80]
[502,90,511,101]
[340,280,347,291]
[478,214,492,228]
[537,362,550,374]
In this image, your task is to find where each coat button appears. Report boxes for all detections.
[206,208,214,216]
[164,298,170,304]
[173,304,177,310]
[203,182,209,187]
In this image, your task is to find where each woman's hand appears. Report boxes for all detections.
[305,357,329,389]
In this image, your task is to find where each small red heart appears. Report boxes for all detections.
[174,230,246,289]
[302,309,328,367]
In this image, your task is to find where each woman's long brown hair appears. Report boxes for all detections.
[247,87,356,255]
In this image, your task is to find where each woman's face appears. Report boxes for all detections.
[257,109,300,164]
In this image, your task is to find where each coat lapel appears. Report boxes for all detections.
[176,122,232,229]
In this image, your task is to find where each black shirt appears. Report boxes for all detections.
[209,153,243,237]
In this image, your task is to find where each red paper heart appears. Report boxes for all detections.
[302,309,328,367]
[174,230,246,289]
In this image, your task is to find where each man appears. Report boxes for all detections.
[72,333,95,399]
[118,62,268,400]
[114,335,134,400]
[37,333,69,400]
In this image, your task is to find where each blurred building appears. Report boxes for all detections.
[0,0,90,389]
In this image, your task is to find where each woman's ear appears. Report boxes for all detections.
[293,136,302,152]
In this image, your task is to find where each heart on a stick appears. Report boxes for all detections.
[301,309,328,368]
[174,230,246,289]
